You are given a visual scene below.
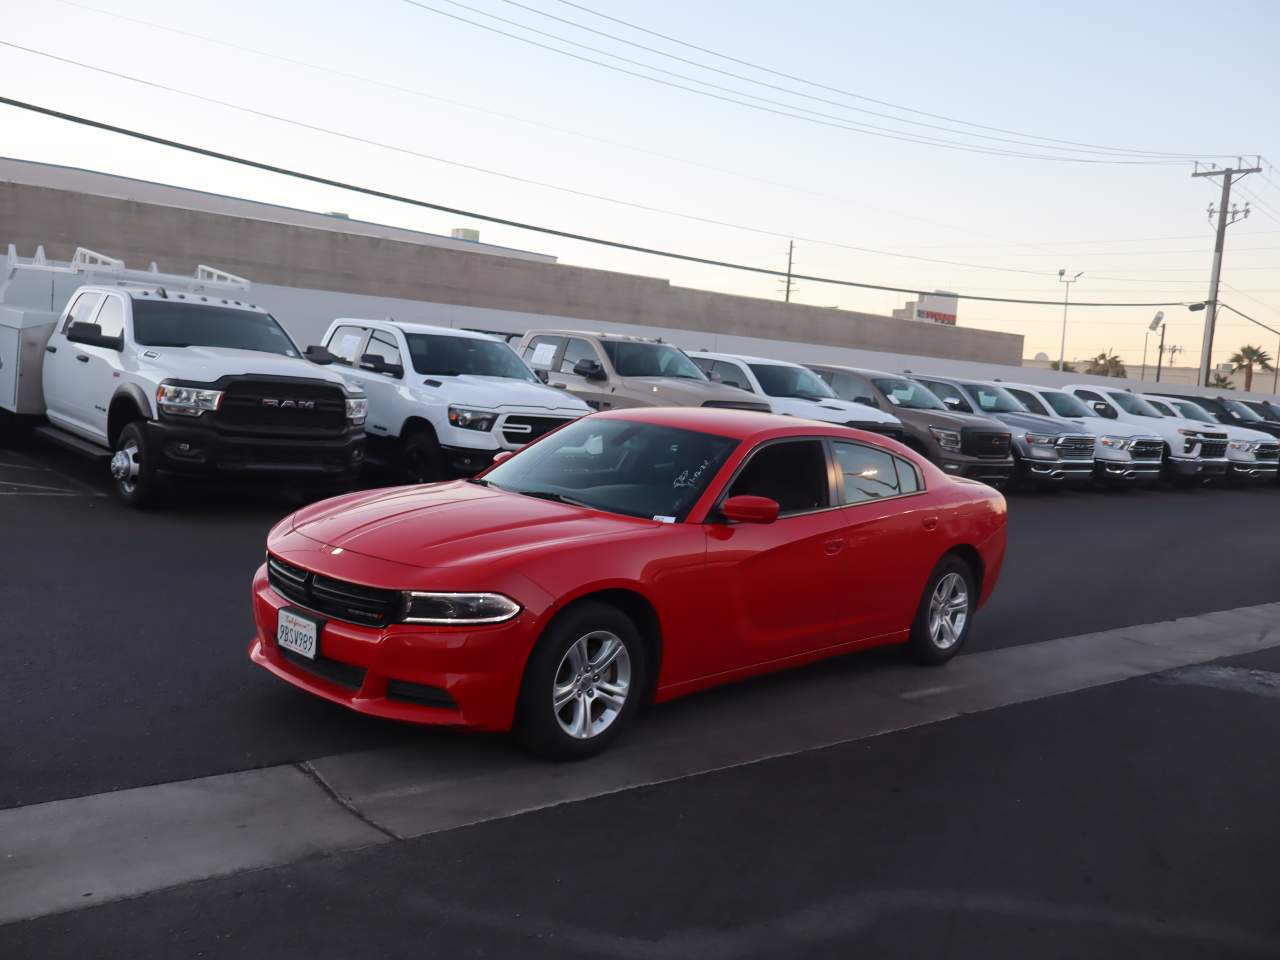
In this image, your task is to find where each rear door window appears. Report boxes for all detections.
[833,442,900,503]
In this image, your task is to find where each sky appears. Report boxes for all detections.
[3,0,1279,371]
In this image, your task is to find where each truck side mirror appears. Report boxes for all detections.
[534,369,549,384]
[66,321,123,351]
[304,344,338,365]
[359,353,404,378]
[573,358,607,381]
[1092,401,1117,419]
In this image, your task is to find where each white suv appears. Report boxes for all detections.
[1065,384,1228,485]
[320,319,589,481]
[687,351,907,443]
[1142,394,1278,482]
[995,381,1163,485]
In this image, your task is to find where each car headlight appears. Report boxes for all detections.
[929,427,962,452]
[156,383,223,416]
[345,397,368,425]
[401,592,521,624]
[1024,432,1058,446]
[448,406,497,431]
[1229,440,1255,452]
[1099,435,1130,449]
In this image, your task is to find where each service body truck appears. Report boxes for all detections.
[0,247,367,506]
[320,319,590,481]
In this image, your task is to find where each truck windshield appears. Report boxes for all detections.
[405,333,537,381]
[1042,390,1094,418]
[1109,392,1164,418]
[600,342,706,380]
[1221,399,1264,422]
[132,301,298,355]
[1170,400,1216,424]
[962,383,1024,413]
[748,364,835,400]
[870,377,946,410]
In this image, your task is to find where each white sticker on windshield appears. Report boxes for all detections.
[653,515,676,523]
[530,342,557,368]
[334,331,361,359]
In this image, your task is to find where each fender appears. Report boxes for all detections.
[112,382,156,421]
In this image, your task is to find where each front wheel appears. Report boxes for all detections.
[516,601,647,760]
[907,556,976,665]
[110,422,162,508]
[401,430,446,484]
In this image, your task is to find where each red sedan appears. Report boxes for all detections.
[250,408,1006,758]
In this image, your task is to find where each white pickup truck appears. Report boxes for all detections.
[318,318,590,482]
[0,247,368,506]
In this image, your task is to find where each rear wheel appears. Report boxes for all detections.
[907,555,976,665]
[110,421,162,508]
[516,601,646,760]
[401,429,446,484]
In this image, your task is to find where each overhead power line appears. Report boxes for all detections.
[0,96,1200,310]
[549,0,1235,162]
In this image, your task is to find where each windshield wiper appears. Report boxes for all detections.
[519,489,591,508]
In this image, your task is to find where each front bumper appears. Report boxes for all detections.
[1166,456,1229,479]
[1021,455,1095,485]
[1095,458,1162,484]
[249,565,533,731]
[935,454,1015,487]
[1227,458,1279,481]
[146,419,365,482]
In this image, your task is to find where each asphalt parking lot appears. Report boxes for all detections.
[3,445,1280,956]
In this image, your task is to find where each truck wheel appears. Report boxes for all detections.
[401,430,446,484]
[110,422,161,508]
[906,555,976,665]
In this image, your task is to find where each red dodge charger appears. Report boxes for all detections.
[250,407,1006,758]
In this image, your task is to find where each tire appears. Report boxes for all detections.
[907,555,977,665]
[401,429,447,484]
[109,421,162,508]
[516,601,647,761]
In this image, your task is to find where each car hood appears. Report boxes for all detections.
[1217,424,1275,443]
[413,374,589,413]
[768,395,901,425]
[619,377,771,410]
[286,481,647,568]
[986,411,1073,434]
[136,347,359,392]
[1058,419,1157,439]
[894,407,1007,432]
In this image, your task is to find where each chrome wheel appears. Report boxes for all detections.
[552,630,632,740]
[110,441,141,491]
[928,572,969,650]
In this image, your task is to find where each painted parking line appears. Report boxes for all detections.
[0,450,105,497]
[2,600,1279,926]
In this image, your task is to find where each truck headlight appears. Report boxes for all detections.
[401,591,520,624]
[929,427,962,452]
[345,397,368,425]
[448,406,497,431]
[1176,428,1201,437]
[1024,432,1057,446]
[1229,440,1255,452]
[156,383,223,416]
[1099,435,1130,449]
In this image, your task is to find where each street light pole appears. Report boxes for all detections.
[1142,311,1164,382]
[1057,269,1083,371]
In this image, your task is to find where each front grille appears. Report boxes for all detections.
[1256,443,1279,462]
[218,377,348,434]
[1130,439,1164,461]
[1056,435,1095,460]
[960,428,1012,458]
[700,400,772,412]
[387,679,457,709]
[500,415,572,446]
[1200,439,1228,458]
[280,648,366,690]
[268,556,400,627]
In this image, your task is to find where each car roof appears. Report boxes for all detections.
[589,405,864,441]
[83,286,268,313]
[690,350,806,368]
[336,318,497,341]
[524,329,668,344]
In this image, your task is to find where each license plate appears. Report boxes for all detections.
[277,608,321,660]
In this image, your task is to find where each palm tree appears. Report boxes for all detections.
[1208,372,1235,390]
[1085,349,1127,378]
[1228,345,1273,391]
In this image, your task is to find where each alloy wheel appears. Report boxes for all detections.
[552,630,632,739]
[928,572,969,650]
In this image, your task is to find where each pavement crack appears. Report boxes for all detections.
[296,761,402,841]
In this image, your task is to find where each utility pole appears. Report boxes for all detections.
[1142,311,1164,381]
[781,240,796,303]
[1154,323,1168,382]
[1192,160,1260,386]
[1057,269,1083,371]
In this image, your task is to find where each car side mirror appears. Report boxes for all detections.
[573,358,607,381]
[942,396,963,409]
[304,344,338,365]
[720,494,779,524]
[359,353,404,378]
[534,369,549,384]
[854,395,878,408]
[66,321,123,351]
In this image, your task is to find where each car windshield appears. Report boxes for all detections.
[748,363,835,400]
[1146,399,1177,417]
[481,418,739,521]
[870,377,946,410]
[131,301,298,355]
[1110,392,1164,417]
[600,341,706,380]
[1042,390,1094,418]
[1171,400,1216,424]
[1221,399,1263,422]
[964,383,1024,413]
[405,333,537,381]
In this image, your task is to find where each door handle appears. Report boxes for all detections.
[76,354,90,363]
[45,345,57,354]
[922,517,939,531]
[823,537,844,555]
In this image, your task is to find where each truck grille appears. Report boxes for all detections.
[1257,443,1280,462]
[267,555,399,627]
[960,428,1012,458]
[1130,439,1164,461]
[500,415,573,446]
[1056,435,1096,460]
[1199,438,1229,459]
[218,377,348,434]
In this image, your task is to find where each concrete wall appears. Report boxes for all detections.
[0,179,1024,366]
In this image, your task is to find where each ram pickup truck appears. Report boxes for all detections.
[994,380,1163,486]
[687,351,906,441]
[807,363,1014,487]
[1142,394,1278,482]
[913,375,1096,487]
[319,319,590,481]
[513,330,770,413]
[1065,384,1228,485]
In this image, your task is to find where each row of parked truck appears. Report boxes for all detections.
[3,248,1278,506]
